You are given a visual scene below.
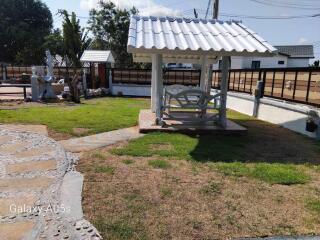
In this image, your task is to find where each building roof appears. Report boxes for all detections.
[274,45,314,58]
[127,16,277,63]
[80,50,115,63]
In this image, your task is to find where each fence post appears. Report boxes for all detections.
[109,69,113,95]
[261,70,266,98]
[253,80,264,118]
[82,68,87,99]
[31,67,39,102]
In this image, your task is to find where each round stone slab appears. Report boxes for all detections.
[0,221,34,240]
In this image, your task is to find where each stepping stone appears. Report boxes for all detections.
[14,146,55,159]
[0,177,53,192]
[59,127,143,152]
[0,143,27,155]
[0,124,48,136]
[0,193,37,216]
[0,136,14,145]
[0,221,34,240]
[6,160,57,174]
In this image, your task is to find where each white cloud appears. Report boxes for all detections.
[80,0,182,16]
[298,37,308,44]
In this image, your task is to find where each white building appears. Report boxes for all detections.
[213,45,314,70]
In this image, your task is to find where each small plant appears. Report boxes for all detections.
[95,165,115,175]
[122,159,134,165]
[148,160,171,169]
[160,187,173,198]
[200,182,222,195]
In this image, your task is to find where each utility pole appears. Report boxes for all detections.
[213,0,219,19]
[193,8,198,18]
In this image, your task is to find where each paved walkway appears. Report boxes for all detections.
[59,126,144,153]
[0,126,101,240]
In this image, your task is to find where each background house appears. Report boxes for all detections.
[212,45,314,70]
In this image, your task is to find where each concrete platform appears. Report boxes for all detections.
[139,109,247,134]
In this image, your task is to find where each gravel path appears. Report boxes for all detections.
[0,128,101,240]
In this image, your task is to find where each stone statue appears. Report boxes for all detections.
[31,50,57,101]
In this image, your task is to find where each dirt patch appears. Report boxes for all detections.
[149,143,173,151]
[78,149,320,239]
[73,128,91,136]
[48,129,73,141]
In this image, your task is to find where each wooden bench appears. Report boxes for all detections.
[0,84,31,99]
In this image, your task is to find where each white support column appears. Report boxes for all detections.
[151,55,157,112]
[206,64,213,94]
[153,54,163,124]
[219,56,230,129]
[200,55,208,91]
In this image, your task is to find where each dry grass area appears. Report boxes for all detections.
[78,150,320,240]
[77,111,320,239]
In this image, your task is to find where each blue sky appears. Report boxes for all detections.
[44,0,320,60]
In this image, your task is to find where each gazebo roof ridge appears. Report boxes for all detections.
[132,15,242,25]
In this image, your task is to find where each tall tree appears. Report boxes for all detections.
[88,1,137,67]
[43,28,65,65]
[59,10,91,67]
[0,0,52,65]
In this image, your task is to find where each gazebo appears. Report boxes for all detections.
[127,16,276,131]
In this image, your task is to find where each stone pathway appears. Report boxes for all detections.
[0,127,101,240]
[59,126,144,152]
[0,124,48,136]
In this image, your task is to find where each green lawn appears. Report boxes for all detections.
[0,97,149,136]
[112,110,320,185]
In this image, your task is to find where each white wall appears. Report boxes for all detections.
[287,58,310,68]
[223,91,320,139]
[111,84,151,97]
[212,55,289,70]
[242,55,288,69]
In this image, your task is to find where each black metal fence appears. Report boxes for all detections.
[111,68,201,86]
[212,67,320,107]
[0,65,91,84]
[0,66,201,88]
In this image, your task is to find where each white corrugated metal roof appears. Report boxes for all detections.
[275,45,314,58]
[127,16,277,63]
[80,50,115,63]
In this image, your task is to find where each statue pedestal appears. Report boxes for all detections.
[39,76,57,100]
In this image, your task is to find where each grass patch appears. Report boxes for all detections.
[122,159,135,165]
[306,199,320,214]
[95,165,115,175]
[112,132,246,162]
[251,163,310,185]
[94,217,147,240]
[148,159,171,169]
[91,152,107,160]
[215,162,251,177]
[0,97,149,136]
[215,162,309,185]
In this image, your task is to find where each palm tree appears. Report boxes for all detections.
[59,10,91,67]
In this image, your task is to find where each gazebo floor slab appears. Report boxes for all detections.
[139,109,247,134]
